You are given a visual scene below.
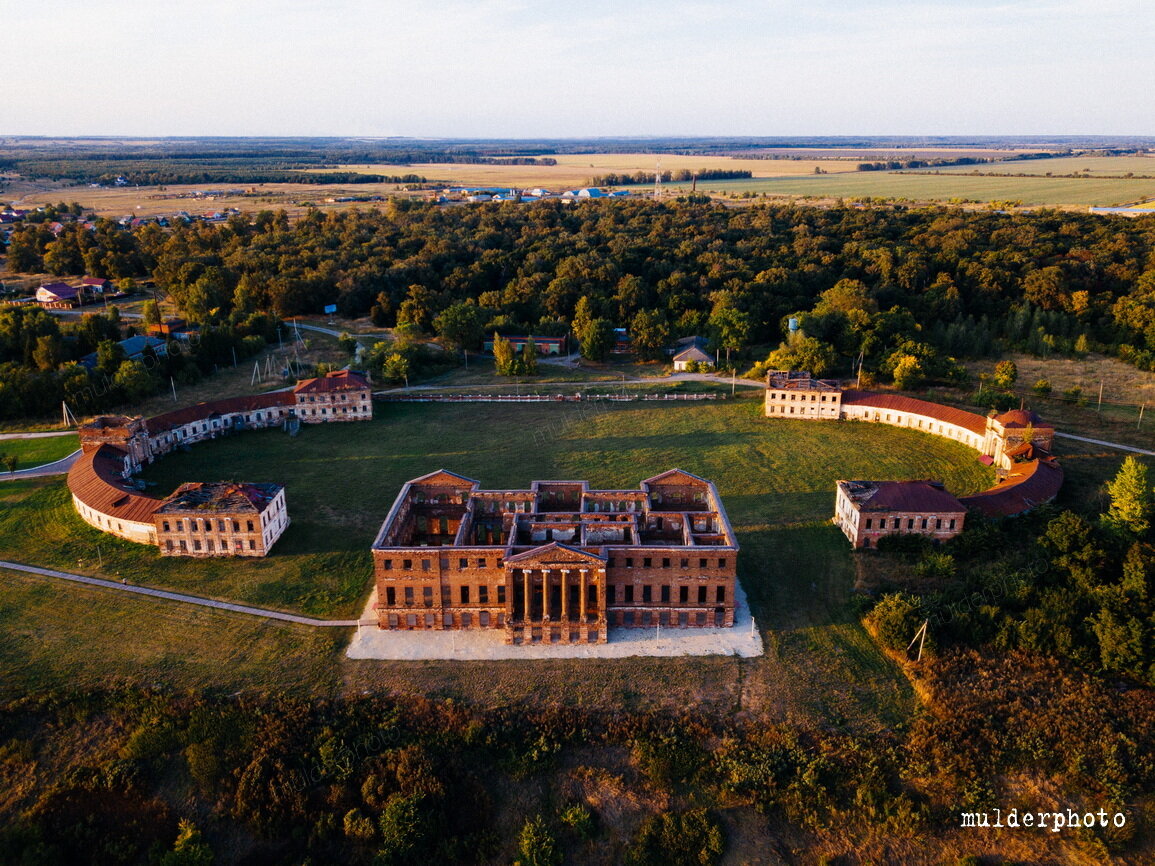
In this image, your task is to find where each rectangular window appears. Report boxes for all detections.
[478,586,488,604]
[661,585,670,603]
[404,587,414,605]
[625,557,634,568]
[232,520,240,532]
[460,586,470,603]
[679,586,688,603]
[642,585,652,603]
[176,520,183,531]
[699,558,707,568]
[907,518,914,530]
[497,585,506,604]
[921,518,928,529]
[717,586,726,603]
[661,557,670,568]
[459,558,468,569]
[697,586,707,603]
[193,539,202,551]
[949,518,957,529]
[865,518,872,529]
[403,559,412,569]
[439,558,449,570]
[165,539,173,551]
[718,558,726,568]
[892,518,900,529]
[249,540,256,550]
[936,519,942,529]
[246,520,254,532]
[423,587,433,607]
[421,559,430,571]
[386,587,396,605]
[680,558,688,568]
[643,557,652,568]
[478,558,487,568]
[179,539,187,551]
[383,559,392,570]
[162,521,171,532]
[624,585,634,603]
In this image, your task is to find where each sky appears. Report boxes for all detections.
[1,0,1150,137]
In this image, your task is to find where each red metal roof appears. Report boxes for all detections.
[960,458,1064,517]
[843,480,966,513]
[145,391,292,435]
[292,369,370,394]
[841,390,988,436]
[67,445,161,524]
[993,408,1044,428]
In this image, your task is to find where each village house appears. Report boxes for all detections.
[35,282,93,308]
[672,345,712,371]
[482,335,569,356]
[371,469,739,645]
[291,369,373,422]
[764,370,844,418]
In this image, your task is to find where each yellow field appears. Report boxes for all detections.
[319,152,863,188]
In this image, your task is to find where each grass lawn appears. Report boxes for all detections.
[0,434,79,470]
[0,398,997,727]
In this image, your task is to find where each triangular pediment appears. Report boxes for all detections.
[642,468,709,487]
[504,542,606,568]
[409,469,479,487]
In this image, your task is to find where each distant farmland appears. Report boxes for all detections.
[663,171,1155,207]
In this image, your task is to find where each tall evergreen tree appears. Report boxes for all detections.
[1103,456,1153,537]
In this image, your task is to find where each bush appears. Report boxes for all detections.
[866,592,927,654]
[1031,377,1052,396]
[514,814,561,866]
[625,809,724,866]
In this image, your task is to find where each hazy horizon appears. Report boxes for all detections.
[3,0,1150,139]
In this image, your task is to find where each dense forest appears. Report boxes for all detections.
[7,200,1155,378]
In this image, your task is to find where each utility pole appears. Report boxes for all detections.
[907,619,929,662]
[170,377,177,401]
[1097,380,1104,414]
[1139,402,1146,430]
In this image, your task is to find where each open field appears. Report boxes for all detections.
[319,152,862,188]
[0,434,78,469]
[663,171,1155,206]
[0,399,997,722]
[923,154,1155,177]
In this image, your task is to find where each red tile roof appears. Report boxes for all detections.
[292,370,370,394]
[841,390,988,436]
[960,458,1064,517]
[67,445,161,524]
[145,391,292,435]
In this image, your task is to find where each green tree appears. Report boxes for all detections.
[32,334,62,371]
[433,300,486,351]
[383,352,411,385]
[159,819,213,866]
[1,454,16,473]
[890,353,924,390]
[113,359,155,402]
[96,339,126,376]
[630,309,670,361]
[580,318,614,362]
[571,295,596,343]
[993,359,1018,390]
[765,334,835,376]
[708,306,751,365]
[493,333,517,375]
[520,338,539,375]
[1103,456,1153,537]
[515,814,562,866]
[142,298,162,327]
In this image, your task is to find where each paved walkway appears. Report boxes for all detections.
[0,560,369,627]
[346,583,765,661]
[1055,431,1155,457]
[2,450,82,480]
[0,430,75,440]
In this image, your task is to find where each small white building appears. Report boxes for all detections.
[672,346,712,371]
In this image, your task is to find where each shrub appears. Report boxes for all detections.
[866,592,926,653]
[625,809,724,866]
[514,814,561,866]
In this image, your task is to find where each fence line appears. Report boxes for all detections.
[379,392,722,404]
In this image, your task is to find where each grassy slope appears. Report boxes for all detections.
[0,397,996,727]
[0,434,79,469]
